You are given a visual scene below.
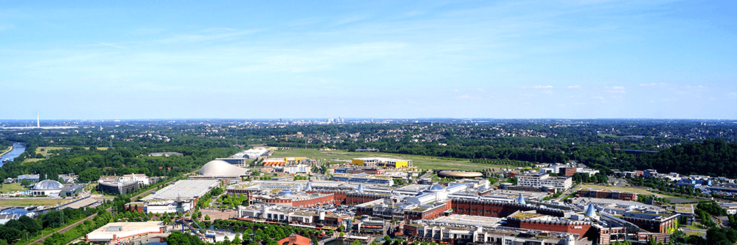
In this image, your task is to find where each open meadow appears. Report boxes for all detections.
[36,146,108,157]
[0,183,25,193]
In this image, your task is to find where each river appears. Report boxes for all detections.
[0,143,26,167]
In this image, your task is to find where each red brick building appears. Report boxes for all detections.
[576,189,637,201]
[560,168,577,177]
[451,200,566,218]
[506,218,592,237]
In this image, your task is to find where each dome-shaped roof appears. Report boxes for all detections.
[34,180,63,190]
[277,190,295,196]
[429,184,445,191]
[304,182,312,191]
[200,160,248,177]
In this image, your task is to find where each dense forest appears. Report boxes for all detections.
[0,134,237,181]
[630,139,737,178]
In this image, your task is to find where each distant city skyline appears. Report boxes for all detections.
[1,0,736,119]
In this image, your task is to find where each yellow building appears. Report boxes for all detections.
[351,157,411,168]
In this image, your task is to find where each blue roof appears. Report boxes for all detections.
[585,204,596,216]
[516,194,526,204]
[429,184,445,191]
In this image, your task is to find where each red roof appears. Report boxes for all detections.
[277,234,312,245]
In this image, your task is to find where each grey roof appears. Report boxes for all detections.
[106,226,123,231]
[277,190,295,196]
[34,180,64,190]
[429,184,445,191]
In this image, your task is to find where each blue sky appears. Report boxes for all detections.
[1,0,736,119]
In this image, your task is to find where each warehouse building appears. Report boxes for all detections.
[86,222,166,243]
[141,179,219,213]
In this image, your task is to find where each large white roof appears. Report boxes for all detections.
[199,159,248,177]
[34,180,64,190]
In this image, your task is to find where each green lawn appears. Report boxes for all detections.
[0,183,25,193]
[269,148,510,171]
[36,146,108,157]
[681,222,708,231]
[597,134,619,138]
[22,158,45,163]
[0,198,70,206]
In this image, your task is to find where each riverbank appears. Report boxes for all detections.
[0,145,13,157]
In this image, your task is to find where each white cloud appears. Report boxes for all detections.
[567,85,580,89]
[475,88,485,92]
[459,95,470,98]
[639,83,666,86]
[606,86,626,93]
[533,85,553,89]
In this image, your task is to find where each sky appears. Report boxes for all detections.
[1,0,736,120]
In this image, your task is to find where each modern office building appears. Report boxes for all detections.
[517,174,573,191]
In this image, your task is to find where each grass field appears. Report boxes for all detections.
[0,183,25,193]
[0,198,70,207]
[35,147,66,156]
[0,146,12,157]
[35,146,108,157]
[269,148,511,171]
[597,134,619,138]
[577,184,663,196]
[22,158,45,163]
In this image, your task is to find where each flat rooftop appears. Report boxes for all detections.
[676,204,694,214]
[87,222,163,241]
[59,197,98,209]
[143,179,219,201]
[432,214,502,226]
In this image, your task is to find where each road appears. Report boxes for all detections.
[29,178,177,245]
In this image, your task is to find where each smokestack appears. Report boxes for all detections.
[37,112,40,128]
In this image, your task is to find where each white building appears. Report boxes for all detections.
[276,164,310,174]
[517,174,573,191]
[119,174,150,186]
[232,148,269,159]
[141,179,219,213]
[575,168,600,177]
[86,222,165,243]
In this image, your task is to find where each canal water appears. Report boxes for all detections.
[0,143,26,167]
